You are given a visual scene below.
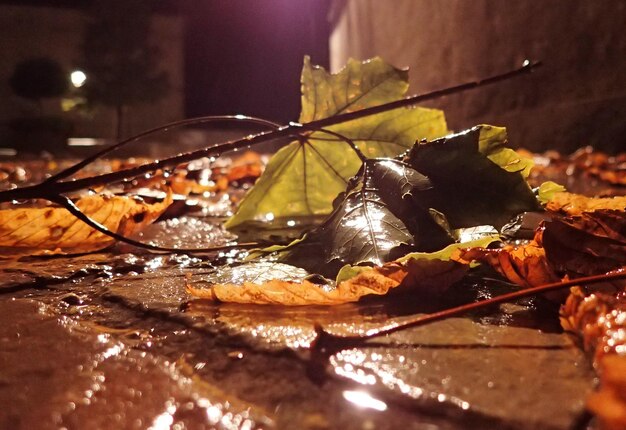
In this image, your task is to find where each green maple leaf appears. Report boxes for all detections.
[225,57,448,236]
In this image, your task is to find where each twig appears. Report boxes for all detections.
[45,115,281,183]
[0,60,541,203]
[311,268,626,354]
[51,194,260,253]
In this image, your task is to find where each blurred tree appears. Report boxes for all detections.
[9,57,69,114]
[82,0,169,139]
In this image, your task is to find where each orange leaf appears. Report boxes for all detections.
[586,355,626,430]
[0,193,171,255]
[546,192,626,215]
[187,259,466,306]
[454,240,558,288]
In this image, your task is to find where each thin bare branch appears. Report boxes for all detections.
[0,61,540,203]
[312,268,626,353]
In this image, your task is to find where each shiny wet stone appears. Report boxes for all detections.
[0,219,596,429]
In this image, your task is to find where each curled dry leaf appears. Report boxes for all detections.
[541,211,626,277]
[186,259,467,306]
[457,209,626,288]
[560,285,626,362]
[0,193,171,255]
[454,238,558,289]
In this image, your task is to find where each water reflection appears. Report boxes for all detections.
[342,390,387,411]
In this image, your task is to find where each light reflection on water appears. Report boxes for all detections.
[342,390,387,411]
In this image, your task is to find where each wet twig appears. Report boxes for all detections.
[0,61,541,203]
[311,269,626,355]
[0,61,541,252]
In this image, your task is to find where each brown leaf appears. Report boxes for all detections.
[546,192,626,215]
[557,210,626,242]
[542,213,626,277]
[454,239,558,288]
[0,193,171,255]
[187,259,467,306]
[457,210,626,288]
[586,355,626,430]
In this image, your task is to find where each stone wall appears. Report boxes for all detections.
[329,0,626,153]
[0,5,184,145]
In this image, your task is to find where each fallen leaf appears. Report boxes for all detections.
[454,238,558,288]
[405,125,541,229]
[542,212,626,277]
[537,181,567,204]
[187,258,467,306]
[0,193,171,255]
[274,158,454,278]
[226,57,448,236]
[586,355,626,430]
[546,192,626,215]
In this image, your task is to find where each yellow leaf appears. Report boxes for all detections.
[0,193,171,255]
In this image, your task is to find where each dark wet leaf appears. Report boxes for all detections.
[405,125,541,229]
[542,211,626,277]
[277,158,454,278]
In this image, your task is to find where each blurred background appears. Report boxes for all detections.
[0,0,624,155]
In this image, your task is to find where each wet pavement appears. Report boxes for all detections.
[0,216,597,429]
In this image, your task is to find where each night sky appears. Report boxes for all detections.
[182,1,330,123]
[1,0,331,123]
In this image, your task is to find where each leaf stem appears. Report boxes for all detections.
[313,127,368,162]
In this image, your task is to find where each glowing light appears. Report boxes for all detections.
[342,390,387,411]
[206,405,222,424]
[265,212,275,221]
[149,405,176,430]
[67,138,108,147]
[101,344,123,359]
[149,412,173,430]
[70,70,87,88]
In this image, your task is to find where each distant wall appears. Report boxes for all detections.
[329,0,626,153]
[0,5,184,143]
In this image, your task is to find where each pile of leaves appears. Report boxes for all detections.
[2,56,624,305]
[523,146,626,195]
[1,56,626,429]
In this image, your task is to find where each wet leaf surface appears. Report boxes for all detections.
[277,159,453,278]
